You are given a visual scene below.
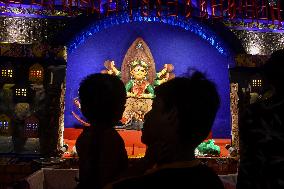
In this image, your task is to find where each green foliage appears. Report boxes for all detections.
[196,139,220,157]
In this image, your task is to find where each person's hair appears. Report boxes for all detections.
[78,73,126,127]
[155,69,220,147]
[262,49,284,93]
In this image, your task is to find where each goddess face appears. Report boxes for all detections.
[131,65,147,80]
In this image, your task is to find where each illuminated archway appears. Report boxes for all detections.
[65,13,235,138]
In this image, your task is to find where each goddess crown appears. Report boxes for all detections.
[130,60,148,69]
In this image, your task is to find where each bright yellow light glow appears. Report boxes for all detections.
[16,88,27,96]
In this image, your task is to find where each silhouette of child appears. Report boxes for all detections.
[75,74,128,189]
[105,69,224,189]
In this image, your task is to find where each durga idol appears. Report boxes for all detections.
[126,59,155,99]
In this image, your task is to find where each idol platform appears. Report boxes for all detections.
[63,128,231,158]
[63,128,238,176]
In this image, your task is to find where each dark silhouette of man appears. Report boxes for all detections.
[105,70,224,189]
[76,73,128,189]
[237,49,284,189]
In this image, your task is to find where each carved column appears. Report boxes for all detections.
[230,83,239,151]
[57,78,66,150]
[57,46,67,150]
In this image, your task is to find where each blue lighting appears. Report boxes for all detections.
[68,11,229,56]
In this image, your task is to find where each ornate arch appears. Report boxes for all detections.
[68,13,231,58]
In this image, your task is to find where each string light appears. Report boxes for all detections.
[68,11,228,56]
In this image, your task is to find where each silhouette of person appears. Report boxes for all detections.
[75,74,128,189]
[237,49,284,189]
[105,69,224,189]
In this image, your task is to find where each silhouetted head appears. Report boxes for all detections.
[142,69,220,149]
[262,49,284,95]
[79,73,126,128]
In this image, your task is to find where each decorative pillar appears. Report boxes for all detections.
[57,78,66,150]
[230,83,239,151]
[57,47,67,150]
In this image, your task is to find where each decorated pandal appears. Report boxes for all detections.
[63,37,238,176]
[1,0,284,188]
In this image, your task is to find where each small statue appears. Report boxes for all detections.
[102,59,174,99]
